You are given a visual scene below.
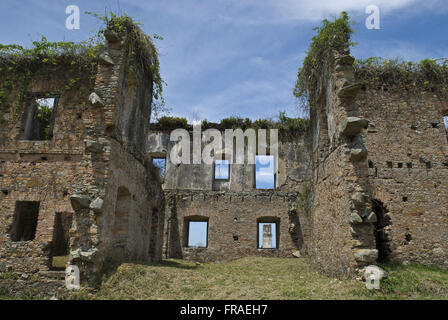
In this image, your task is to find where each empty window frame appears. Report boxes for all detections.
[214,159,230,180]
[255,155,275,189]
[22,95,58,140]
[257,222,278,249]
[51,212,72,270]
[187,220,208,248]
[152,157,166,178]
[10,201,40,241]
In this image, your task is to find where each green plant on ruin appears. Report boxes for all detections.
[85,11,166,116]
[150,112,310,139]
[36,102,53,140]
[0,36,100,124]
[354,57,448,94]
[203,112,310,138]
[0,11,166,124]
[293,12,355,113]
[150,116,191,131]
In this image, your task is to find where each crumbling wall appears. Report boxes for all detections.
[147,131,311,192]
[67,25,165,281]
[147,129,312,261]
[0,21,165,282]
[309,49,377,278]
[0,60,97,273]
[163,190,310,262]
[356,86,448,267]
[308,39,448,277]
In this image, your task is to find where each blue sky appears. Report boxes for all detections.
[215,159,230,180]
[1,0,447,122]
[188,221,207,247]
[152,158,166,177]
[256,155,274,189]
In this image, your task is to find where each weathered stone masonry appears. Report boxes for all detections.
[1,19,447,283]
[147,130,313,262]
[0,23,164,282]
[357,86,448,267]
[308,43,448,277]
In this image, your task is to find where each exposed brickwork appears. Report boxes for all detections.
[357,88,448,267]
[0,23,165,283]
[1,19,447,285]
[147,133,312,262]
[307,44,448,278]
[163,189,310,262]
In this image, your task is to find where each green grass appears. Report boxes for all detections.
[354,262,448,300]
[2,257,447,300]
[52,255,69,269]
[67,256,448,300]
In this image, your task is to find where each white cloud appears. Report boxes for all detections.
[122,0,448,26]
[115,0,448,122]
[272,0,419,22]
[353,40,448,61]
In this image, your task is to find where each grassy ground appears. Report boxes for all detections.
[52,255,69,269]
[68,256,448,300]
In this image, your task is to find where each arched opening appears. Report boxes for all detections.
[372,199,392,262]
[112,186,132,260]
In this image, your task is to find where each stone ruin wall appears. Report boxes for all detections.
[1,21,447,283]
[0,25,165,282]
[308,48,375,278]
[308,43,448,277]
[147,131,313,262]
[0,65,96,274]
[357,85,448,267]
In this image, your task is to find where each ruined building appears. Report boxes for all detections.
[148,124,312,262]
[0,20,165,282]
[0,16,447,283]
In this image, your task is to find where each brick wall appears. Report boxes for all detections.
[163,190,310,262]
[0,23,165,282]
[357,87,448,267]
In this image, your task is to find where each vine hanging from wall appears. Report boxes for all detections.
[0,11,167,125]
[293,12,355,113]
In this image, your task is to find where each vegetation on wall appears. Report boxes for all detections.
[150,115,190,131]
[36,102,53,140]
[150,112,310,138]
[86,11,166,114]
[0,11,166,125]
[354,57,448,94]
[0,37,98,124]
[293,11,448,113]
[293,12,355,112]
